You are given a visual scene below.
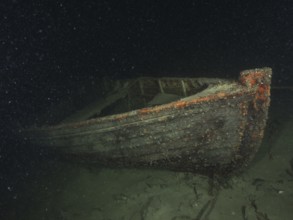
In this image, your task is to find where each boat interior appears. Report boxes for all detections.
[63,77,210,123]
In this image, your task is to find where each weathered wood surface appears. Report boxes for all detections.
[22,67,272,174]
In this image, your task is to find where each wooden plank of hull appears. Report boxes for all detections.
[23,67,272,174]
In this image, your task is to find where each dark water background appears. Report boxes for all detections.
[1,1,293,219]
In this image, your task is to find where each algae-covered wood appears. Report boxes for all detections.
[22,67,272,174]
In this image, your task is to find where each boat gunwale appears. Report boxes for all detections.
[24,67,272,133]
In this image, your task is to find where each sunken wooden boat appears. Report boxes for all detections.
[22,67,272,174]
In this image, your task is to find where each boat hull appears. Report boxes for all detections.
[23,67,272,174]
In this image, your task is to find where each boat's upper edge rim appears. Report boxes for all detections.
[25,67,272,131]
